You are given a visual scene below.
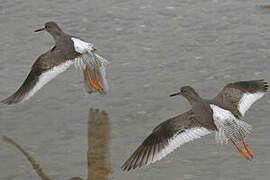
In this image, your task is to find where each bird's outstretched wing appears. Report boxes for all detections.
[212,80,268,118]
[122,111,211,171]
[1,37,110,104]
[1,52,74,105]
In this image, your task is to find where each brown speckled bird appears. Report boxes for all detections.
[122,80,268,171]
[1,21,109,105]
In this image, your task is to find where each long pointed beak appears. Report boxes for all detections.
[34,27,45,32]
[169,91,181,97]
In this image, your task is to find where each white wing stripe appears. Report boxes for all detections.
[23,61,74,102]
[151,127,211,164]
[238,92,265,116]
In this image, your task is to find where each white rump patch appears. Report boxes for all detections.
[22,61,74,102]
[151,127,211,165]
[210,104,236,121]
[210,104,252,144]
[71,38,109,70]
[71,38,94,54]
[238,92,265,116]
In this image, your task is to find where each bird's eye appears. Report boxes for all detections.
[45,25,48,29]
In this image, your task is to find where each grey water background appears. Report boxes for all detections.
[0,0,270,179]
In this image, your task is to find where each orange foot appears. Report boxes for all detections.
[94,68,103,90]
[85,68,100,91]
[231,139,250,161]
[243,141,253,158]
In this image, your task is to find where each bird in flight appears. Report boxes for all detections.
[122,80,268,171]
[1,21,109,105]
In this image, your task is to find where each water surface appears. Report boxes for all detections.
[0,0,270,179]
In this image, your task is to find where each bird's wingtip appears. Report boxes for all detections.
[0,98,10,105]
[0,95,22,105]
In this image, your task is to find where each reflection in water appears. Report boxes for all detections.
[2,109,111,180]
[87,109,111,180]
[2,136,52,180]
[261,5,270,9]
[70,178,84,180]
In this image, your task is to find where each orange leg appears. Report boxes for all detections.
[94,68,103,90]
[231,139,250,161]
[85,68,100,91]
[243,141,253,158]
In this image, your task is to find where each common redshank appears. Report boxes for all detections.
[122,80,268,171]
[1,21,109,104]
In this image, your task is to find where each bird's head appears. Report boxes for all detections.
[34,21,62,35]
[170,86,200,104]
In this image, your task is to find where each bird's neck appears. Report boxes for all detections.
[51,31,65,43]
[186,94,202,106]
